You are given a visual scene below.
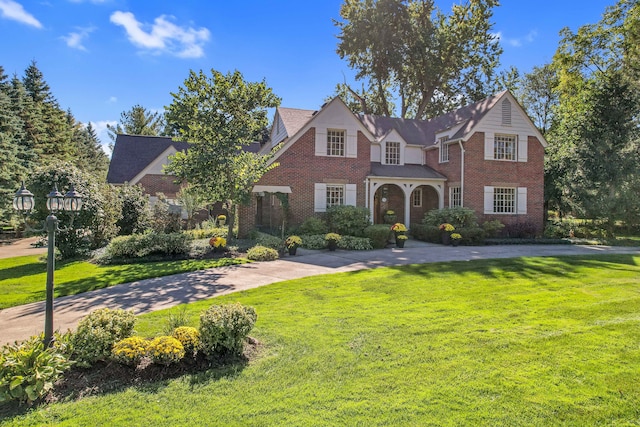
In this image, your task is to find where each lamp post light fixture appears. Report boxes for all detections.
[13,181,83,348]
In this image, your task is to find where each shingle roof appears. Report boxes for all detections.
[106,134,190,184]
[359,91,506,146]
[370,163,446,180]
[278,107,315,137]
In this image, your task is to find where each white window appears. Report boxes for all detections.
[439,137,449,163]
[385,141,400,165]
[412,189,422,207]
[327,129,345,157]
[449,186,461,207]
[326,185,344,208]
[494,134,516,161]
[493,187,515,213]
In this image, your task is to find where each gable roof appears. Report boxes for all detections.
[278,107,315,137]
[107,134,190,184]
[359,91,507,146]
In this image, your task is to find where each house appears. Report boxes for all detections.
[237,90,546,237]
[107,90,547,237]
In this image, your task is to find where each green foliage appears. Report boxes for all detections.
[335,0,502,118]
[102,232,191,262]
[199,303,257,356]
[184,226,227,240]
[254,232,283,250]
[455,227,486,245]
[299,234,327,250]
[111,336,149,367]
[410,224,441,243]
[71,308,136,367]
[148,336,185,365]
[337,235,373,250]
[162,307,190,335]
[481,220,505,238]
[116,183,150,236]
[422,207,479,229]
[164,68,281,237]
[297,216,328,235]
[246,245,279,261]
[0,333,72,404]
[363,224,391,249]
[151,195,182,234]
[172,326,200,355]
[503,222,539,239]
[326,205,371,237]
[106,104,166,142]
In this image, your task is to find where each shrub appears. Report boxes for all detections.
[254,232,283,250]
[151,195,182,234]
[300,234,327,249]
[503,221,539,238]
[102,232,190,261]
[544,220,573,238]
[172,326,200,355]
[326,205,371,236]
[71,308,136,367]
[111,336,149,367]
[423,207,479,228]
[0,333,72,404]
[455,227,486,245]
[410,224,441,243]
[482,219,505,238]
[247,245,279,261]
[209,236,227,248]
[364,224,392,249]
[338,236,373,250]
[162,307,190,335]
[199,303,257,356]
[117,183,150,236]
[148,336,185,365]
[184,226,227,240]
[297,217,328,235]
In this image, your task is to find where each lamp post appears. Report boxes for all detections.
[13,181,83,348]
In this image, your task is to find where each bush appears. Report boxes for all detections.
[255,232,283,250]
[151,195,182,234]
[455,227,486,245]
[102,232,190,261]
[116,183,150,236]
[338,236,373,250]
[199,303,257,356]
[184,226,227,240]
[482,219,505,238]
[410,224,441,243]
[364,224,392,249]
[297,217,328,235]
[111,336,149,367]
[71,308,136,367]
[299,234,327,249]
[148,336,185,365]
[172,326,200,355]
[544,220,573,238]
[0,333,72,404]
[422,207,479,228]
[326,205,371,237]
[503,221,539,238]
[247,245,279,261]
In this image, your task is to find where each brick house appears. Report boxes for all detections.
[238,90,547,236]
[107,90,547,236]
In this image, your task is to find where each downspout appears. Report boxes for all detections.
[458,140,465,206]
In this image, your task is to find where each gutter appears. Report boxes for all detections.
[458,140,465,206]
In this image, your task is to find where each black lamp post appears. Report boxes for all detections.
[13,181,83,348]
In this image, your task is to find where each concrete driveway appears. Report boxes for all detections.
[1,240,640,345]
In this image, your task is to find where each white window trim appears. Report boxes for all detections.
[326,129,346,157]
[439,137,449,163]
[449,186,461,208]
[384,141,401,165]
[412,188,422,207]
[483,186,527,214]
[493,134,517,162]
[314,182,357,212]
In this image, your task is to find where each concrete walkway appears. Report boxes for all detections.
[2,240,640,345]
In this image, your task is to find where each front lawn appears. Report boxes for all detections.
[0,256,249,309]
[2,254,639,425]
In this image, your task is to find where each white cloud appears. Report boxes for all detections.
[108,96,117,103]
[88,120,117,156]
[493,30,537,48]
[110,11,210,58]
[0,0,42,28]
[62,26,95,51]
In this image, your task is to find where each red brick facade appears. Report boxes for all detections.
[137,174,182,199]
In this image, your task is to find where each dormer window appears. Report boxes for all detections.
[439,137,449,163]
[385,141,400,165]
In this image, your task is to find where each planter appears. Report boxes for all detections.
[442,233,451,246]
[327,241,338,251]
[383,214,397,224]
[396,239,405,248]
[452,240,460,247]
[288,246,298,256]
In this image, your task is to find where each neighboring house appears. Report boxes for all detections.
[237,90,546,237]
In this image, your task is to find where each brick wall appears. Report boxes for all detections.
[137,174,181,199]
[239,128,372,237]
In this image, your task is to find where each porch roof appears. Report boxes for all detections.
[369,162,446,180]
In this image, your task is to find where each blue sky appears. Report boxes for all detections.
[0,0,612,152]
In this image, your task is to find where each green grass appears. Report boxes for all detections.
[3,254,640,425]
[0,255,249,309]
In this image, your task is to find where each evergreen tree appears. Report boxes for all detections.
[106,104,166,141]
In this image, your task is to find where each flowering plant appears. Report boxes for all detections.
[396,234,408,240]
[390,223,407,232]
[325,232,342,242]
[209,236,227,248]
[451,233,462,240]
[439,223,455,232]
[385,210,395,215]
[285,235,302,249]
[217,214,226,221]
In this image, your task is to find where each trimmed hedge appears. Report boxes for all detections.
[364,224,392,249]
[199,303,257,356]
[411,224,441,243]
[326,205,371,237]
[103,232,190,261]
[247,245,279,261]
